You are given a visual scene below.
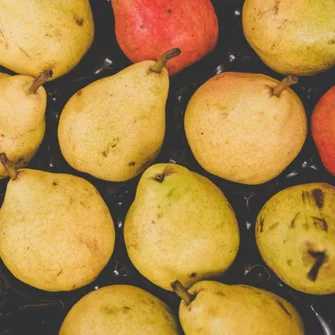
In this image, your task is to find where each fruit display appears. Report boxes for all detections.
[0,0,334,334]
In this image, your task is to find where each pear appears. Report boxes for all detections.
[0,69,52,178]
[0,153,115,292]
[184,72,307,185]
[58,49,181,182]
[171,280,305,334]
[242,0,335,76]
[59,284,182,335]
[124,163,240,291]
[0,0,94,80]
[256,183,335,295]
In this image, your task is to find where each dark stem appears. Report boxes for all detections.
[272,75,298,97]
[150,48,182,73]
[27,69,53,94]
[171,280,195,305]
[307,251,326,281]
[0,153,18,180]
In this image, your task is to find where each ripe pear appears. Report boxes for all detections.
[59,285,182,335]
[256,183,335,295]
[184,72,307,185]
[0,0,94,80]
[171,280,305,334]
[0,70,52,178]
[58,49,181,182]
[0,153,115,292]
[242,0,335,76]
[124,163,240,291]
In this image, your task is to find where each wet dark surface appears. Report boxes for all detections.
[0,0,335,334]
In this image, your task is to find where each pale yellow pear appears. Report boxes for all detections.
[58,49,181,182]
[242,0,335,75]
[256,183,335,295]
[0,154,115,292]
[0,0,94,79]
[59,285,182,335]
[124,163,240,291]
[172,280,305,335]
[0,70,51,178]
[185,72,307,185]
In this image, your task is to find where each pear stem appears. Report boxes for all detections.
[272,75,298,97]
[27,69,53,94]
[150,48,182,73]
[0,153,18,180]
[171,280,195,306]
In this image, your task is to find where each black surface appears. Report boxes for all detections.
[0,0,334,334]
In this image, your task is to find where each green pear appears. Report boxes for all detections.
[0,153,115,292]
[256,183,335,295]
[184,72,307,185]
[0,0,94,80]
[58,49,181,182]
[242,0,335,76]
[59,284,182,335]
[172,280,305,334]
[0,69,52,178]
[124,163,240,291]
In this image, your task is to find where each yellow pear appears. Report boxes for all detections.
[172,280,305,334]
[184,72,307,185]
[124,163,240,291]
[0,69,52,178]
[242,0,335,75]
[59,285,182,335]
[58,49,181,182]
[256,183,335,295]
[0,153,115,292]
[0,0,94,79]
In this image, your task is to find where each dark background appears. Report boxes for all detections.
[0,0,334,334]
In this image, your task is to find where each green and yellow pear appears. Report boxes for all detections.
[172,280,305,334]
[242,0,335,75]
[0,69,52,178]
[256,183,335,295]
[59,285,182,335]
[0,153,115,292]
[124,163,240,291]
[0,0,94,80]
[185,72,307,185]
[58,49,181,182]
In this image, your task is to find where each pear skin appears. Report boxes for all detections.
[124,163,240,291]
[173,280,304,335]
[242,0,335,75]
[0,155,115,292]
[59,285,182,335]
[0,0,94,79]
[0,70,51,178]
[256,183,335,295]
[184,72,307,185]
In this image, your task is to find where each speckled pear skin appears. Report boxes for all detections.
[178,281,305,335]
[0,169,115,292]
[242,0,335,75]
[256,183,335,295]
[124,163,240,291]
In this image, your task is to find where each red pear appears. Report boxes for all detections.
[111,0,219,75]
[311,86,335,175]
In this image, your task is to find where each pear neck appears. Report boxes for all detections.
[171,280,195,305]
[272,75,298,97]
[0,153,18,180]
[150,48,182,73]
[27,69,53,94]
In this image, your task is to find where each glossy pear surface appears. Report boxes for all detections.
[256,183,335,294]
[0,169,115,292]
[124,163,240,291]
[58,61,169,182]
[0,0,94,79]
[242,0,335,75]
[178,281,304,335]
[0,73,46,178]
[59,285,181,335]
[185,72,307,185]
